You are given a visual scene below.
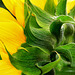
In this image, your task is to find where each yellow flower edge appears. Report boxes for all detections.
[0,7,25,54]
[2,0,25,26]
[0,51,21,75]
[0,0,26,74]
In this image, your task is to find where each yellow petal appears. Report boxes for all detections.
[0,21,25,54]
[0,7,16,22]
[15,0,25,26]
[20,0,24,3]
[67,0,75,13]
[2,0,15,15]
[54,0,58,6]
[2,0,20,15]
[0,52,21,75]
[0,60,21,75]
[2,0,25,26]
[30,0,47,10]
[30,0,58,10]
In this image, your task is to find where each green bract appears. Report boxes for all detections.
[4,0,75,75]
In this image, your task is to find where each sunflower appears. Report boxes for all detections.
[0,0,75,75]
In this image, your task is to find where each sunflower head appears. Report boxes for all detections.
[0,0,75,75]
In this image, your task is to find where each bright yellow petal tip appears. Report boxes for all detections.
[54,0,58,6]
[30,0,47,10]
[0,52,21,75]
[67,0,75,13]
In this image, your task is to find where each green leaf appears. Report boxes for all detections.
[56,15,75,25]
[36,52,61,75]
[73,30,75,43]
[26,0,54,28]
[57,16,75,33]
[24,0,28,20]
[55,43,75,67]
[29,16,56,49]
[57,15,74,22]
[56,0,67,16]
[4,44,50,75]
[21,43,31,48]
[50,51,70,71]
[44,0,56,15]
[55,66,75,75]
[50,20,63,40]
[57,15,75,25]
[25,19,50,54]
[55,58,70,71]
[55,50,72,71]
[55,47,74,74]
[59,23,74,45]
[58,23,74,45]
[24,16,56,54]
[26,36,51,55]
[55,46,72,63]
[50,16,74,44]
[69,6,75,19]
[62,23,74,37]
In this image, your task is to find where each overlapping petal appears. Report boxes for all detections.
[2,0,14,14]
[2,0,25,26]
[0,6,25,55]
[0,3,25,74]
[0,7,16,22]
